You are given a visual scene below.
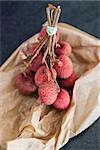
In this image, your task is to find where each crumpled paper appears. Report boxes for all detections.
[0,23,100,150]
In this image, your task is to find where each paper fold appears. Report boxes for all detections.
[0,23,100,150]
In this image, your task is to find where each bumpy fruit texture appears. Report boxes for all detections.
[59,71,77,88]
[55,41,72,56]
[54,55,73,79]
[38,26,60,42]
[35,65,57,87]
[53,88,70,110]
[31,52,42,71]
[35,65,51,87]
[38,81,58,105]
[15,72,37,95]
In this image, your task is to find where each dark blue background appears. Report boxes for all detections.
[0,1,100,150]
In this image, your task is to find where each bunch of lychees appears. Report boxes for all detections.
[15,4,77,110]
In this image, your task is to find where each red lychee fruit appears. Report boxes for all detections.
[55,41,72,56]
[35,65,57,87]
[54,55,73,79]
[38,26,59,42]
[31,52,42,72]
[15,72,37,95]
[59,71,77,88]
[38,81,58,105]
[53,88,70,110]
[34,65,51,87]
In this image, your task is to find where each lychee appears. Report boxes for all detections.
[54,55,73,79]
[59,71,77,88]
[38,81,58,105]
[15,72,37,95]
[35,65,57,87]
[55,41,72,56]
[34,65,51,87]
[31,52,42,71]
[53,88,70,110]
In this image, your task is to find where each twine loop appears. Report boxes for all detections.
[46,26,57,36]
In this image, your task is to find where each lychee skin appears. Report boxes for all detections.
[35,65,51,87]
[55,41,72,56]
[15,73,37,95]
[31,52,42,72]
[35,65,57,87]
[53,89,70,110]
[54,55,73,79]
[38,81,58,105]
[59,71,77,88]
[38,26,59,42]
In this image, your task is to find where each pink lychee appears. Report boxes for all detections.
[59,71,77,88]
[38,81,58,105]
[53,88,70,110]
[55,41,72,56]
[34,65,51,87]
[54,55,73,79]
[15,72,37,95]
[35,65,57,87]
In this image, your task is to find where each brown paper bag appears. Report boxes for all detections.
[0,23,100,150]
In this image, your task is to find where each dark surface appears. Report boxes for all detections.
[0,1,100,150]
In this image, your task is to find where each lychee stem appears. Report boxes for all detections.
[46,7,51,26]
[42,37,50,63]
[44,60,51,81]
[50,58,60,92]
[22,35,47,67]
[52,35,56,62]
[27,35,47,68]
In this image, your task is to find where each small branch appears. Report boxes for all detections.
[52,35,56,62]
[44,60,51,81]
[46,7,51,26]
[50,8,54,25]
[52,8,58,27]
[50,59,60,92]
[42,36,50,63]
[27,35,47,67]
[54,6,61,26]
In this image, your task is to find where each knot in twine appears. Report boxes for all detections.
[46,26,57,36]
